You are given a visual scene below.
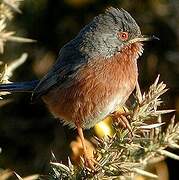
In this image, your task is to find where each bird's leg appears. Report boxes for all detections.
[111,111,133,136]
[76,125,96,170]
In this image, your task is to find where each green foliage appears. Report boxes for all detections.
[0,0,35,98]
[47,77,179,180]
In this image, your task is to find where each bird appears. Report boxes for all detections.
[0,7,158,169]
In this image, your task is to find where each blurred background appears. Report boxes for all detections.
[0,0,178,179]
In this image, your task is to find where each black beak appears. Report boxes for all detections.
[140,35,160,41]
[129,35,160,43]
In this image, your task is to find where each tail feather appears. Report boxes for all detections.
[0,80,39,92]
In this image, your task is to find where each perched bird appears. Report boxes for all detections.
[0,7,158,168]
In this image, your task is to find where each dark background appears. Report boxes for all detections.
[0,0,178,179]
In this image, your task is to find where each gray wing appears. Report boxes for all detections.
[32,39,87,101]
[32,17,102,101]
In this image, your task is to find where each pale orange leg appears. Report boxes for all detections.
[76,125,96,170]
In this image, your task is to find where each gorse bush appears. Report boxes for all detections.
[48,77,179,180]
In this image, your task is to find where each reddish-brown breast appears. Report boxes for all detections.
[42,42,143,129]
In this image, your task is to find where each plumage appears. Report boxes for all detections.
[31,7,142,101]
[42,42,143,129]
[0,80,39,92]
[0,7,155,168]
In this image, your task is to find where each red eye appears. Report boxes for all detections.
[118,32,129,41]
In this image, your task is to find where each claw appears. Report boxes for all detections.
[83,156,96,170]
[111,111,133,137]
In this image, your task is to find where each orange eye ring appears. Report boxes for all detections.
[118,32,129,41]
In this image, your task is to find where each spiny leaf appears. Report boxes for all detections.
[133,168,158,179]
[158,149,179,160]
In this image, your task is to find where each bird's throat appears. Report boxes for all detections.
[119,42,144,62]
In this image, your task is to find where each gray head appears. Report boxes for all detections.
[73,7,155,58]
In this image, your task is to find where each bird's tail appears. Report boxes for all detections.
[0,80,39,92]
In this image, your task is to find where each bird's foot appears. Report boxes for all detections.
[82,154,99,170]
[111,111,133,137]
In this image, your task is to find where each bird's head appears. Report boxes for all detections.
[78,7,158,59]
